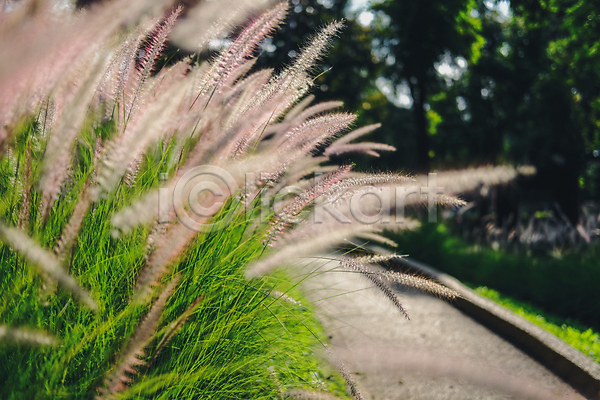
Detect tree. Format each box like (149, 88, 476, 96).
(371, 0, 484, 172)
(255, 0, 381, 112)
(253, 0, 418, 170)
(438, 0, 600, 224)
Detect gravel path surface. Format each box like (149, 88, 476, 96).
(300, 260, 585, 400)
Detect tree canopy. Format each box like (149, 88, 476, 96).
(262, 0, 600, 223)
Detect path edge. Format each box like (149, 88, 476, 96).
(370, 248, 600, 400)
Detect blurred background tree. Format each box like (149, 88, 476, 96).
(369, 0, 484, 172)
(256, 0, 599, 230)
(74, 0, 600, 229)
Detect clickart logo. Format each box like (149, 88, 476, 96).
(159, 166, 445, 232)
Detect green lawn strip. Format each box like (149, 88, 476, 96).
(393, 222, 600, 331)
(392, 222, 600, 364)
(465, 284, 600, 364)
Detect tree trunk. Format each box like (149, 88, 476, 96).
(409, 79, 430, 173)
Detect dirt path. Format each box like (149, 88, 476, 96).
(300, 260, 585, 400)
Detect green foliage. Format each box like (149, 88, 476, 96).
(426, 0, 599, 215)
(393, 222, 600, 331)
(260, 0, 600, 208)
(372, 0, 483, 81)
(255, 0, 377, 113)
(0, 118, 348, 399)
(472, 286, 600, 363)
(371, 0, 484, 171)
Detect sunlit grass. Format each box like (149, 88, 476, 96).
(472, 285, 600, 364)
(394, 222, 600, 331)
(0, 119, 349, 399)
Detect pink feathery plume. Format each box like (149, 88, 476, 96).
(245, 223, 383, 279)
(324, 142, 396, 158)
(264, 100, 344, 139)
(54, 140, 103, 263)
(237, 21, 344, 123)
(330, 123, 381, 146)
(133, 223, 199, 304)
(123, 6, 183, 124)
(0, 0, 173, 140)
(280, 113, 357, 152)
(282, 95, 315, 121)
(171, 0, 272, 52)
(149, 58, 191, 98)
(17, 146, 33, 229)
(265, 165, 353, 244)
(38, 52, 109, 221)
(204, 2, 288, 97)
(325, 123, 396, 157)
(94, 77, 189, 200)
(221, 69, 273, 131)
(98, 27, 147, 123)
